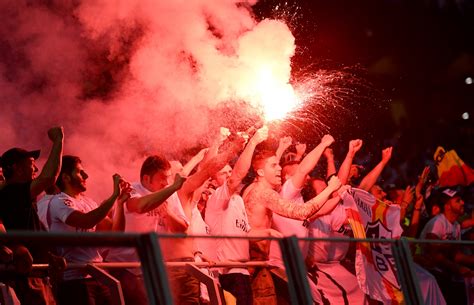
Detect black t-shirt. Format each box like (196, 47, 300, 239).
(0, 182, 49, 262)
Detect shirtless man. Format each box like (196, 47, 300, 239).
(242, 148, 343, 260)
(240, 146, 342, 305)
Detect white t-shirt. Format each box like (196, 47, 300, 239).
(106, 182, 187, 264)
(49, 192, 103, 280)
(189, 204, 213, 257)
(37, 194, 54, 230)
(420, 213, 461, 279)
(269, 179, 309, 268)
(420, 213, 460, 241)
(206, 182, 251, 274)
(123, 182, 175, 233)
(307, 204, 350, 262)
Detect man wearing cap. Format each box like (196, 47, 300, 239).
(0, 126, 64, 305)
(420, 188, 472, 305)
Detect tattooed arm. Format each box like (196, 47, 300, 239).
(254, 176, 342, 220)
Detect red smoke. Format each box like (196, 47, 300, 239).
(0, 0, 298, 198)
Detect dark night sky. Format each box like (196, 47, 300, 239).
(1, 0, 471, 185)
(253, 0, 474, 168)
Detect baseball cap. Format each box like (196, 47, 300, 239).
(386, 182, 403, 192)
(442, 188, 460, 198)
(0, 148, 41, 169)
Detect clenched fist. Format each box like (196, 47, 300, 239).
(47, 126, 64, 142)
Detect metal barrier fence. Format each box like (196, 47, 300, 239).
(1, 232, 471, 305)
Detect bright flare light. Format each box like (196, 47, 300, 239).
(228, 19, 300, 122)
(256, 68, 300, 121)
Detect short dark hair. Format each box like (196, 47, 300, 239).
(57, 155, 81, 191)
(251, 150, 275, 172)
(281, 161, 299, 182)
(425, 191, 441, 214)
(140, 155, 170, 179)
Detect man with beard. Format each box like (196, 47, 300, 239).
(48, 155, 131, 305)
(420, 188, 472, 305)
(0, 126, 64, 305)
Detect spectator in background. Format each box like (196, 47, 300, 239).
(420, 188, 473, 305)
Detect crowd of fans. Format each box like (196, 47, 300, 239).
(0, 126, 472, 305)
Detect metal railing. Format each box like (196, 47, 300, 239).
(1, 232, 470, 305)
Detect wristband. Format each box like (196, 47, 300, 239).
(326, 173, 337, 184)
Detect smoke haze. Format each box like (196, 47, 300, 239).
(0, 0, 296, 198)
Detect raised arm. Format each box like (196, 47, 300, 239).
(324, 148, 337, 179)
(415, 166, 430, 202)
(254, 176, 342, 220)
(275, 136, 292, 162)
(227, 126, 268, 194)
(308, 181, 347, 217)
(31, 127, 64, 197)
(181, 148, 208, 176)
(65, 174, 123, 229)
(337, 139, 363, 185)
(199, 128, 230, 169)
(179, 137, 245, 201)
(399, 185, 415, 221)
(307, 184, 351, 222)
(126, 174, 186, 214)
(294, 143, 307, 162)
(405, 196, 424, 237)
(110, 180, 133, 231)
(359, 147, 392, 191)
(405, 166, 430, 237)
(290, 135, 334, 189)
